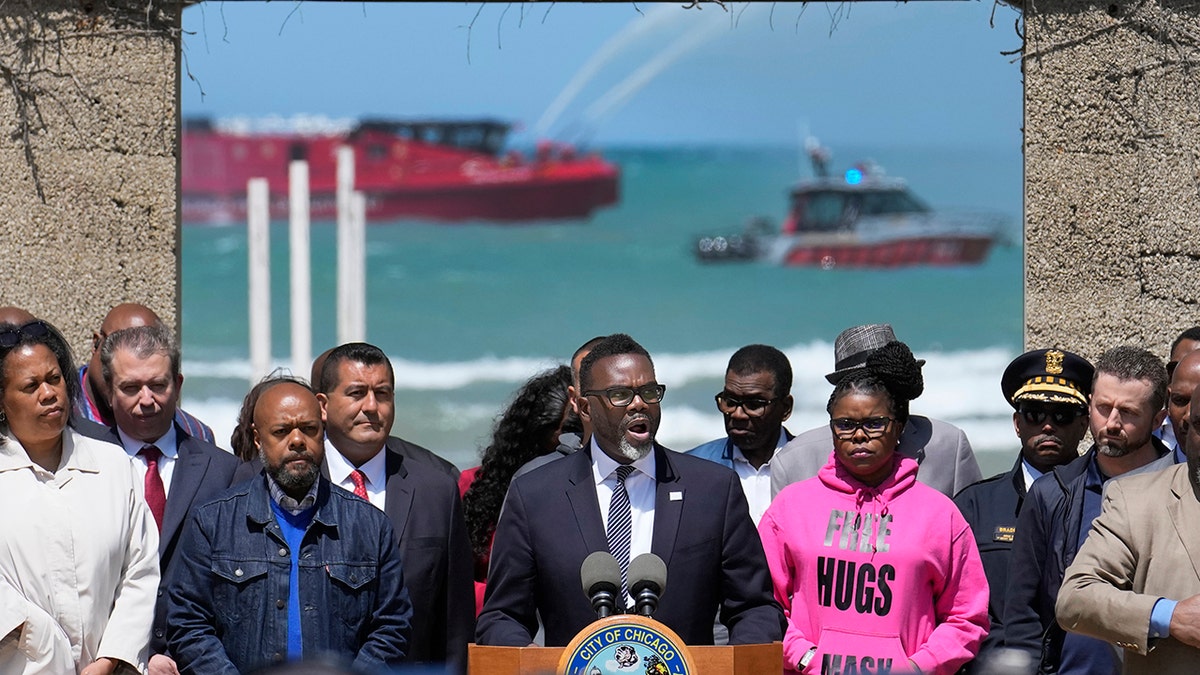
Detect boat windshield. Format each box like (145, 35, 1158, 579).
(791, 186, 930, 232)
(356, 119, 510, 155)
(859, 189, 929, 216)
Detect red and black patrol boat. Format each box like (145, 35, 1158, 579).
(181, 117, 620, 224)
(695, 141, 1004, 268)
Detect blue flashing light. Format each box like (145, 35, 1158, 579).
(845, 168, 863, 185)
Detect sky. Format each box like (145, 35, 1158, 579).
(180, 1, 1025, 149)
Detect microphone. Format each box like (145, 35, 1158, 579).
(628, 553, 667, 617)
(581, 551, 622, 619)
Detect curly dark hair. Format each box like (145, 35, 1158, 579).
(826, 341, 924, 426)
(462, 365, 572, 570)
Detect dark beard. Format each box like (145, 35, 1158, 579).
(264, 451, 319, 494)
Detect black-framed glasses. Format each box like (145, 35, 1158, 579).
(582, 383, 666, 407)
(0, 320, 51, 349)
(1019, 406, 1084, 427)
(714, 392, 779, 417)
(830, 416, 894, 439)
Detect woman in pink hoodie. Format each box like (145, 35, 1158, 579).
(759, 342, 988, 674)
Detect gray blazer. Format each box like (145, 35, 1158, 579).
(770, 414, 981, 498)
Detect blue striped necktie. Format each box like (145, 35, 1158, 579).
(607, 464, 635, 605)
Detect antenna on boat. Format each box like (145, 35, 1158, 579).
(805, 135, 831, 179)
(797, 120, 808, 178)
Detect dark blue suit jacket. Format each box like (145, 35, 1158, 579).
(475, 445, 784, 647)
(75, 419, 242, 653)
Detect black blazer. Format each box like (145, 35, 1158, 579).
(378, 439, 474, 673)
(475, 445, 784, 647)
(387, 434, 460, 481)
(76, 420, 242, 653)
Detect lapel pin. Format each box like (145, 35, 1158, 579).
(670, 491, 683, 501)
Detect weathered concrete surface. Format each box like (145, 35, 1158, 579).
(0, 1, 179, 359)
(1024, 0, 1200, 358)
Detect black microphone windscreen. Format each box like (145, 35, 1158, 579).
(581, 550, 622, 595)
(628, 553, 667, 594)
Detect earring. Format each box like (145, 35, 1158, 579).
(0, 409, 6, 423)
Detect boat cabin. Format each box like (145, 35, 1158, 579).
(781, 176, 931, 235)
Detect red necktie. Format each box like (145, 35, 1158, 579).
(350, 469, 369, 500)
(140, 445, 166, 531)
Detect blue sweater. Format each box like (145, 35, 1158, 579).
(271, 500, 316, 660)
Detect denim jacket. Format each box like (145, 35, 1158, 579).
(166, 474, 412, 674)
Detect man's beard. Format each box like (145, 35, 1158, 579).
(1096, 429, 1147, 458)
(1096, 438, 1131, 457)
(264, 450, 320, 493)
(618, 436, 653, 461)
(617, 413, 655, 461)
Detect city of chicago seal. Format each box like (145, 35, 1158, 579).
(559, 615, 694, 675)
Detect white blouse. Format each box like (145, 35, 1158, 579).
(0, 428, 159, 674)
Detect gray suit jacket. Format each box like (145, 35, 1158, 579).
(770, 414, 981, 498)
(1057, 463, 1200, 674)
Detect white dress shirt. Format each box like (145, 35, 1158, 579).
(117, 424, 178, 499)
(592, 439, 656, 582)
(324, 440, 388, 512)
(1021, 458, 1047, 492)
(730, 428, 790, 526)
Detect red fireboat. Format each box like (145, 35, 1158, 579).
(181, 117, 620, 224)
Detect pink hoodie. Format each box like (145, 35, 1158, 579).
(759, 453, 988, 674)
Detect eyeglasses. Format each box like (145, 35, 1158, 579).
(714, 392, 779, 417)
(1019, 407, 1084, 427)
(0, 320, 51, 349)
(830, 416, 894, 439)
(582, 383, 666, 407)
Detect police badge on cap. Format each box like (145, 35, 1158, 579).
(1000, 349, 1095, 409)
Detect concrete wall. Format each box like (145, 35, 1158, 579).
(0, 1, 179, 360)
(1024, 0, 1200, 359)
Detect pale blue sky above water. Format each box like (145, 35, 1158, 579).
(180, 1, 1025, 149)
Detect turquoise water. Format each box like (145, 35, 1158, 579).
(180, 143, 1024, 471)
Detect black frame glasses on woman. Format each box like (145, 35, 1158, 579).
(0, 320, 51, 349)
(830, 416, 895, 439)
(714, 392, 779, 417)
(582, 383, 666, 407)
(1018, 405, 1085, 427)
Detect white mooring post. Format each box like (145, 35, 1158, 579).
(346, 191, 367, 342)
(247, 178, 271, 384)
(288, 160, 312, 376)
(336, 146, 365, 344)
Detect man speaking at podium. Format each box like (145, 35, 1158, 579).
(476, 334, 784, 647)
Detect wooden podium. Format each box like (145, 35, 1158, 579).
(469, 640, 781, 675)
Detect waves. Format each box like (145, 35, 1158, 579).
(182, 341, 1022, 471)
